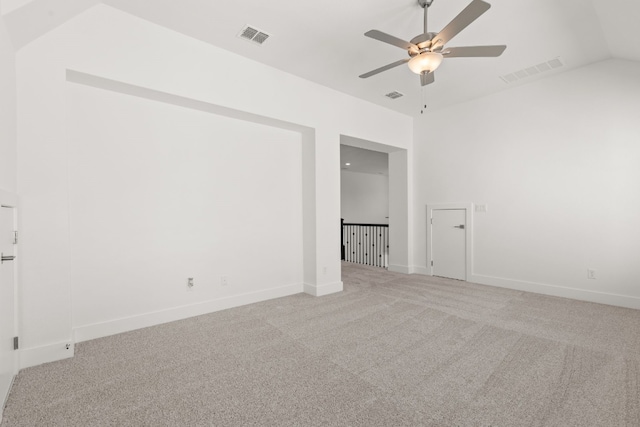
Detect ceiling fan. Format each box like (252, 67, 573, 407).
(359, 0, 506, 87)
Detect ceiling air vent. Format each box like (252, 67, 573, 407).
(500, 57, 564, 84)
(385, 91, 404, 100)
(238, 25, 271, 45)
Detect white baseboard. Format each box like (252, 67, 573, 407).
(1, 375, 16, 424)
(470, 274, 640, 310)
(304, 281, 343, 297)
(410, 266, 640, 310)
(19, 341, 75, 370)
(74, 283, 303, 344)
(413, 266, 431, 276)
(388, 264, 412, 274)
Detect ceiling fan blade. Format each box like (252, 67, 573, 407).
(365, 30, 417, 51)
(420, 72, 435, 86)
(359, 58, 410, 79)
(431, 0, 491, 49)
(442, 45, 506, 58)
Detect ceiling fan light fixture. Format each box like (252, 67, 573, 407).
(408, 51, 443, 74)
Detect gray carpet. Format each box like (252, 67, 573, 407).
(2, 262, 640, 426)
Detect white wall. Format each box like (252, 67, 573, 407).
(0, 16, 16, 193)
(389, 150, 413, 273)
(341, 170, 388, 224)
(413, 59, 640, 308)
(67, 84, 302, 334)
(16, 5, 413, 366)
(1, 0, 31, 16)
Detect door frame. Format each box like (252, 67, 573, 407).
(340, 135, 411, 274)
(0, 188, 18, 419)
(426, 203, 474, 280)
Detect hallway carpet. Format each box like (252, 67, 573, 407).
(2, 263, 640, 426)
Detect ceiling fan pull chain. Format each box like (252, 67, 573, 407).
(424, 84, 427, 109)
(420, 85, 427, 114)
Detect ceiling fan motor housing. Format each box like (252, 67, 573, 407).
(409, 32, 438, 56)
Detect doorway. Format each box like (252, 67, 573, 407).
(340, 135, 410, 273)
(0, 202, 17, 411)
(340, 144, 389, 268)
(427, 204, 472, 281)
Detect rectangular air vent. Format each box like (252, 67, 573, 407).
(238, 25, 271, 45)
(500, 57, 564, 84)
(385, 91, 404, 100)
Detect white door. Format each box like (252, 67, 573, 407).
(432, 209, 466, 280)
(0, 206, 16, 407)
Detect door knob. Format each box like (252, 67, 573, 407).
(453, 225, 465, 229)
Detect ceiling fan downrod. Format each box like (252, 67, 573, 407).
(418, 0, 435, 34)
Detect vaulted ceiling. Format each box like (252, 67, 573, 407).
(2, 0, 639, 116)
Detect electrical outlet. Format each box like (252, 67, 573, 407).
(587, 269, 596, 280)
(221, 276, 229, 286)
(187, 277, 194, 291)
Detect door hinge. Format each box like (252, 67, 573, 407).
(1, 253, 16, 264)
(14, 336, 19, 350)
(431, 260, 433, 266)
(430, 218, 433, 224)
(13, 230, 18, 244)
